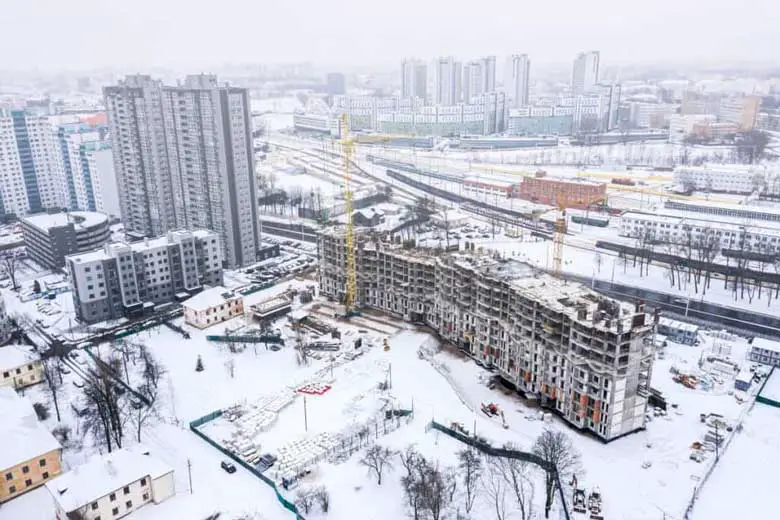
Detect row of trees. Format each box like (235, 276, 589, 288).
(358, 428, 580, 520)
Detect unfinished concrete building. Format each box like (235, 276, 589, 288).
(319, 230, 654, 441)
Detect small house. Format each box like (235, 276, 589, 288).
(735, 367, 752, 392)
(352, 208, 385, 228)
(46, 445, 174, 520)
(0, 344, 43, 389)
(182, 286, 244, 329)
(657, 317, 699, 345)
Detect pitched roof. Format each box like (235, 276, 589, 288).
(0, 344, 38, 372)
(182, 286, 240, 312)
(0, 387, 60, 471)
(45, 445, 172, 512)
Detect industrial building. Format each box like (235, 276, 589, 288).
(673, 165, 779, 195)
(749, 337, 780, 367)
(66, 229, 223, 323)
(514, 175, 606, 209)
(319, 230, 654, 441)
(664, 199, 780, 223)
(21, 211, 111, 270)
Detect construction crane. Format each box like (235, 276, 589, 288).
(552, 196, 567, 275)
(339, 112, 359, 318)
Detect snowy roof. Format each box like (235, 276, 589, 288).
(354, 208, 384, 219)
(666, 198, 780, 217)
(68, 229, 217, 264)
(22, 211, 108, 233)
(759, 368, 780, 404)
(752, 337, 780, 354)
(0, 387, 61, 471)
(182, 286, 241, 311)
(46, 445, 172, 512)
(0, 344, 38, 372)
(658, 317, 699, 333)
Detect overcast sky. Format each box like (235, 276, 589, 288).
(2, 0, 779, 71)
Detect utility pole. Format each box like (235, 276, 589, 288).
(303, 395, 308, 432)
(187, 459, 193, 494)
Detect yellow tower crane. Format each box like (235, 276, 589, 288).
(552, 197, 567, 276)
(339, 112, 359, 318)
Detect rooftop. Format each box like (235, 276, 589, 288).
(45, 445, 172, 513)
(0, 387, 61, 471)
(658, 316, 699, 333)
(752, 336, 780, 354)
(0, 344, 38, 371)
(182, 286, 240, 311)
(67, 229, 218, 264)
(22, 211, 108, 233)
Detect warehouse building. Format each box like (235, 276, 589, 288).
(21, 211, 111, 270)
(514, 175, 606, 209)
(319, 230, 654, 441)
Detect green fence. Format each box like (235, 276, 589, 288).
(189, 411, 304, 520)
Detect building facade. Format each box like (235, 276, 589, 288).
(0, 110, 66, 219)
(0, 387, 62, 503)
(182, 286, 244, 329)
(434, 56, 462, 105)
(463, 56, 496, 102)
(572, 51, 600, 93)
(514, 176, 606, 208)
(673, 165, 775, 194)
(749, 337, 780, 367)
(505, 54, 531, 108)
(319, 232, 653, 441)
(21, 211, 111, 270)
(104, 74, 260, 267)
(0, 345, 43, 389)
(401, 59, 428, 100)
(47, 446, 174, 520)
(326, 72, 346, 97)
(67, 229, 223, 323)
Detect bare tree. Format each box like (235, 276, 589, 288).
(313, 486, 330, 513)
(360, 445, 395, 485)
(457, 448, 482, 514)
(533, 428, 581, 518)
(41, 357, 62, 422)
(224, 359, 236, 379)
(135, 346, 164, 442)
(82, 362, 126, 453)
(294, 489, 315, 514)
(0, 251, 21, 291)
(483, 460, 509, 520)
(489, 452, 536, 520)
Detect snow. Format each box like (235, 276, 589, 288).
(0, 343, 37, 371)
(757, 368, 780, 403)
(46, 445, 173, 513)
(692, 403, 780, 519)
(181, 286, 239, 312)
(22, 211, 108, 233)
(0, 387, 61, 471)
(0, 487, 55, 520)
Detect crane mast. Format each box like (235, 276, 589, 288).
(341, 113, 357, 315)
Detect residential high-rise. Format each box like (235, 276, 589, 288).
(462, 56, 496, 103)
(104, 74, 261, 268)
(505, 54, 531, 108)
(326, 73, 346, 96)
(57, 122, 118, 215)
(401, 59, 428, 100)
(434, 57, 462, 105)
(572, 51, 600, 93)
(0, 110, 66, 219)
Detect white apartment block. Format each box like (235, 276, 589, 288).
(619, 211, 780, 254)
(434, 57, 462, 106)
(47, 446, 174, 520)
(104, 74, 260, 268)
(463, 56, 496, 102)
(67, 229, 223, 323)
(504, 54, 531, 108)
(319, 231, 654, 441)
(57, 124, 118, 215)
(572, 51, 600, 93)
(673, 165, 779, 194)
(0, 110, 66, 218)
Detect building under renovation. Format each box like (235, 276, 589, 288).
(319, 230, 654, 441)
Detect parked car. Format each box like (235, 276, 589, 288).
(221, 461, 236, 474)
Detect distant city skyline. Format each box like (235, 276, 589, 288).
(2, 0, 779, 71)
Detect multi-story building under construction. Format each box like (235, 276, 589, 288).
(319, 230, 654, 441)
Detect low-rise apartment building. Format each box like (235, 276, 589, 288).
(182, 286, 244, 329)
(0, 387, 62, 503)
(319, 230, 654, 441)
(46, 445, 174, 520)
(67, 230, 223, 324)
(514, 175, 606, 209)
(749, 337, 780, 367)
(0, 345, 42, 389)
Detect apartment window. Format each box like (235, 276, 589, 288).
(112, 507, 119, 516)
(4, 472, 11, 481)
(39, 458, 46, 467)
(22, 465, 29, 474)
(142, 492, 149, 501)
(95, 517, 101, 520)
(140, 477, 147, 486)
(123, 486, 130, 494)
(8, 485, 15, 494)
(92, 502, 99, 510)
(25, 478, 32, 487)
(42, 471, 49, 479)
(110, 492, 116, 501)
(126, 500, 133, 509)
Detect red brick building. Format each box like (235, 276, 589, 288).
(513, 176, 606, 209)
